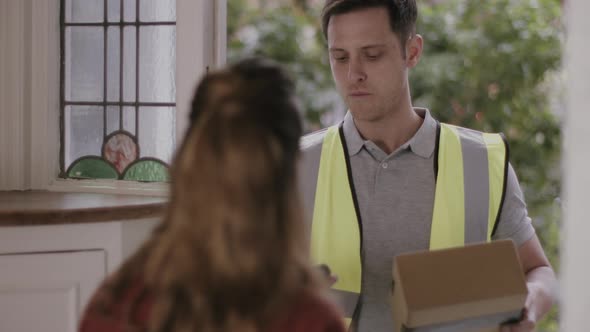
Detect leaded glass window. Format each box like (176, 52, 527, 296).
(60, 0, 176, 182)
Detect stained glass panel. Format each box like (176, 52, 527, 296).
(61, 0, 176, 182)
(103, 132, 138, 173)
(67, 157, 119, 179)
(122, 159, 170, 182)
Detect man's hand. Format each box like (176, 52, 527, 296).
(500, 283, 544, 332)
(501, 235, 557, 332)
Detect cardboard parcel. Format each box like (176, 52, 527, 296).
(392, 240, 528, 332)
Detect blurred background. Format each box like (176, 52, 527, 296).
(227, 1, 564, 330)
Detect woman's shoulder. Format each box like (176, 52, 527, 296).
(79, 275, 152, 332)
(266, 288, 346, 332)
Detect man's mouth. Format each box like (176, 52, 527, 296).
(349, 91, 371, 97)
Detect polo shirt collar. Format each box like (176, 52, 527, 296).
(341, 108, 437, 159)
(342, 111, 365, 156)
(408, 108, 437, 159)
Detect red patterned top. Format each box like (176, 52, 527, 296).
(79, 278, 346, 332)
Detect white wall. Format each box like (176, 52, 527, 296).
(561, 0, 590, 330)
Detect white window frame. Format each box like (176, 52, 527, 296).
(563, 0, 590, 331)
(0, 0, 226, 195)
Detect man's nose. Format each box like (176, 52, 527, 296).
(347, 58, 367, 82)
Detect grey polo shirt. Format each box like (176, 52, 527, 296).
(298, 108, 535, 332)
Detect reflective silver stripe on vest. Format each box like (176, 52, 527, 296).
(456, 127, 490, 243)
(329, 288, 360, 318)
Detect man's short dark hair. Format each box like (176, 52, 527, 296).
(321, 0, 418, 45)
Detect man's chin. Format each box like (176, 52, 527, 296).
(349, 108, 381, 122)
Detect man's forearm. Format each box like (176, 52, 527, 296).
(525, 265, 557, 321)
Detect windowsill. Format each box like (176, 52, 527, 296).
(0, 190, 167, 226)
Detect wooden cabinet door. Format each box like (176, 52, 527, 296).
(0, 250, 106, 332)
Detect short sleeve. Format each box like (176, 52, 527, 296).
(492, 163, 536, 246)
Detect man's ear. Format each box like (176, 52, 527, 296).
(406, 34, 423, 68)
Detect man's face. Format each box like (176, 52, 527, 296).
(327, 7, 417, 122)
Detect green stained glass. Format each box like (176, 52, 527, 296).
(67, 157, 119, 179)
(122, 159, 169, 182)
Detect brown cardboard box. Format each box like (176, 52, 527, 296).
(392, 240, 528, 332)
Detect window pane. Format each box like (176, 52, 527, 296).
(65, 0, 103, 23)
(64, 106, 104, 169)
(65, 27, 104, 102)
(124, 0, 136, 22)
(123, 106, 136, 135)
(108, 0, 121, 22)
(106, 106, 119, 135)
(140, 0, 176, 22)
(139, 26, 176, 102)
(138, 107, 175, 163)
(123, 26, 136, 102)
(107, 27, 120, 102)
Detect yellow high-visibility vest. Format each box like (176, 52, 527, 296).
(310, 122, 508, 328)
